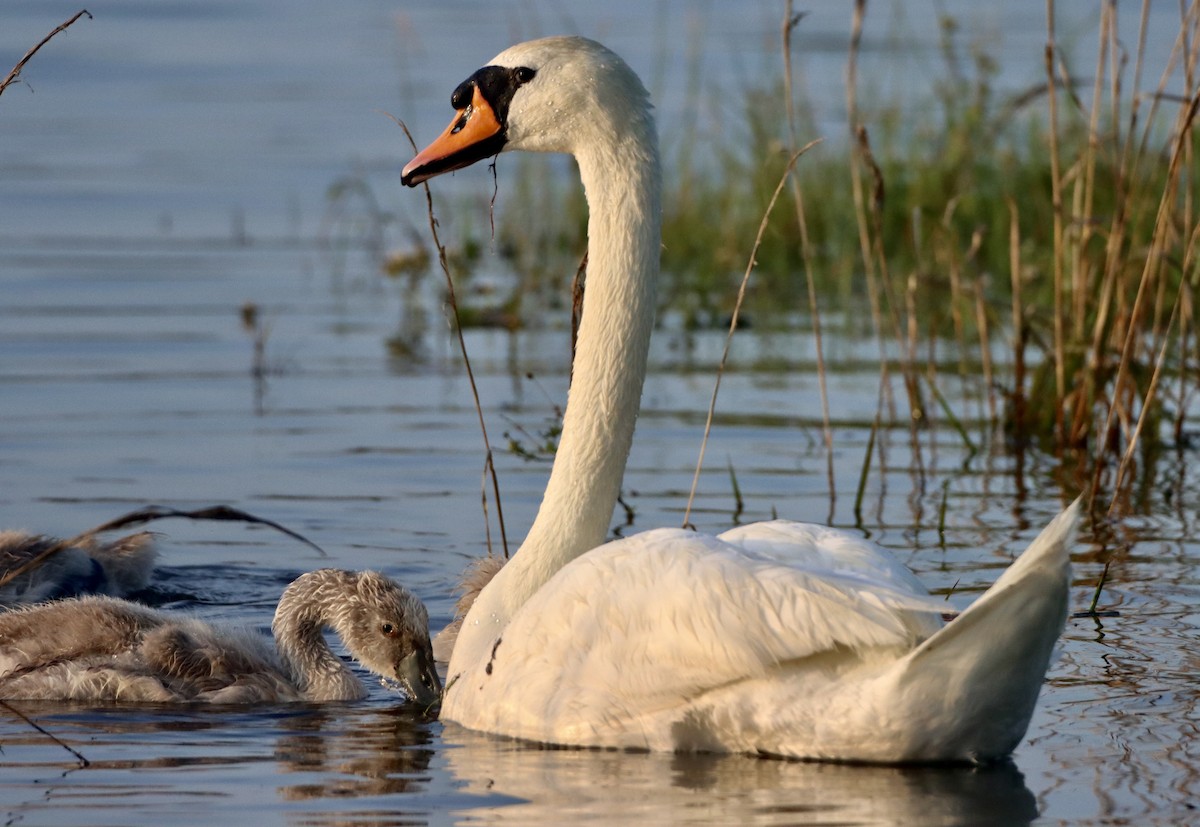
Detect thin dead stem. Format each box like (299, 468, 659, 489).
(1093, 82, 1200, 506)
(0, 9, 91, 98)
(1008, 198, 1028, 438)
(1, 700, 89, 767)
(842, 0, 922, 432)
(1108, 259, 1187, 507)
(782, 2, 835, 514)
(847, 0, 891, 409)
(0, 504, 326, 592)
(853, 415, 879, 528)
(855, 124, 925, 432)
(1045, 0, 1068, 442)
(388, 114, 509, 558)
(569, 250, 588, 381)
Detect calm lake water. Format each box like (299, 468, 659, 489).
(2, 1, 1199, 825)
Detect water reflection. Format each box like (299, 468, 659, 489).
(2, 704, 1042, 826)
(441, 727, 1039, 826)
(1, 702, 454, 826)
(273, 705, 436, 800)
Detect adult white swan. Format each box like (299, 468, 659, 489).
(402, 36, 1078, 763)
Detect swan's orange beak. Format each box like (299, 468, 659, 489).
(402, 85, 504, 186)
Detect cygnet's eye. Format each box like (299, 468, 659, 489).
(381, 622, 397, 637)
(514, 66, 536, 84)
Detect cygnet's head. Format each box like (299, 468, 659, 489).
(278, 569, 441, 708)
(347, 572, 440, 707)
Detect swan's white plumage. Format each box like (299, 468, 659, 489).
(447, 507, 1076, 760)
(409, 35, 1078, 763)
(454, 529, 941, 731)
(718, 521, 927, 588)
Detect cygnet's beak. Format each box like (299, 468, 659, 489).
(401, 84, 504, 186)
(397, 647, 442, 709)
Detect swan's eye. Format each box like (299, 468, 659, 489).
(514, 66, 536, 84)
(381, 623, 397, 637)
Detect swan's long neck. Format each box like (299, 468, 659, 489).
(452, 99, 661, 661)
(273, 571, 365, 701)
(513, 135, 662, 598)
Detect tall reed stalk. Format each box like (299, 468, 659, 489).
(392, 0, 1198, 502)
(1032, 0, 1200, 509)
(782, 1, 835, 513)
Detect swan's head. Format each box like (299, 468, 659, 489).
(401, 36, 653, 186)
(344, 571, 442, 709)
(280, 569, 442, 708)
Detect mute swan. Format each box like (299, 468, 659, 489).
(0, 530, 157, 607)
(0, 568, 441, 706)
(402, 36, 1078, 763)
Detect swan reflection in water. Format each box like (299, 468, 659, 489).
(263, 711, 1042, 826)
(439, 727, 1040, 826)
(0, 691, 1039, 825)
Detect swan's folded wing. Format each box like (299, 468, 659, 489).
(0, 596, 164, 679)
(137, 620, 294, 700)
(718, 521, 931, 595)
(718, 520, 944, 640)
(482, 529, 946, 736)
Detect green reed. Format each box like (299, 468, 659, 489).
(381, 1, 1197, 489)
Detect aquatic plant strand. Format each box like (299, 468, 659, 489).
(0, 504, 327, 593)
(390, 115, 509, 558)
(0, 10, 92, 98)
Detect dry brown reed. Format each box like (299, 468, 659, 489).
(390, 116, 510, 559)
(782, 2, 835, 513)
(847, 0, 928, 467)
(1027, 0, 1200, 512)
(0, 505, 327, 593)
(0, 9, 91, 98)
(837, 0, 1198, 514)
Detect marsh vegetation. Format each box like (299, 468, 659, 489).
(352, 1, 1200, 515)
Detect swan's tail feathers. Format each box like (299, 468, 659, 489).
(890, 497, 1081, 762)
